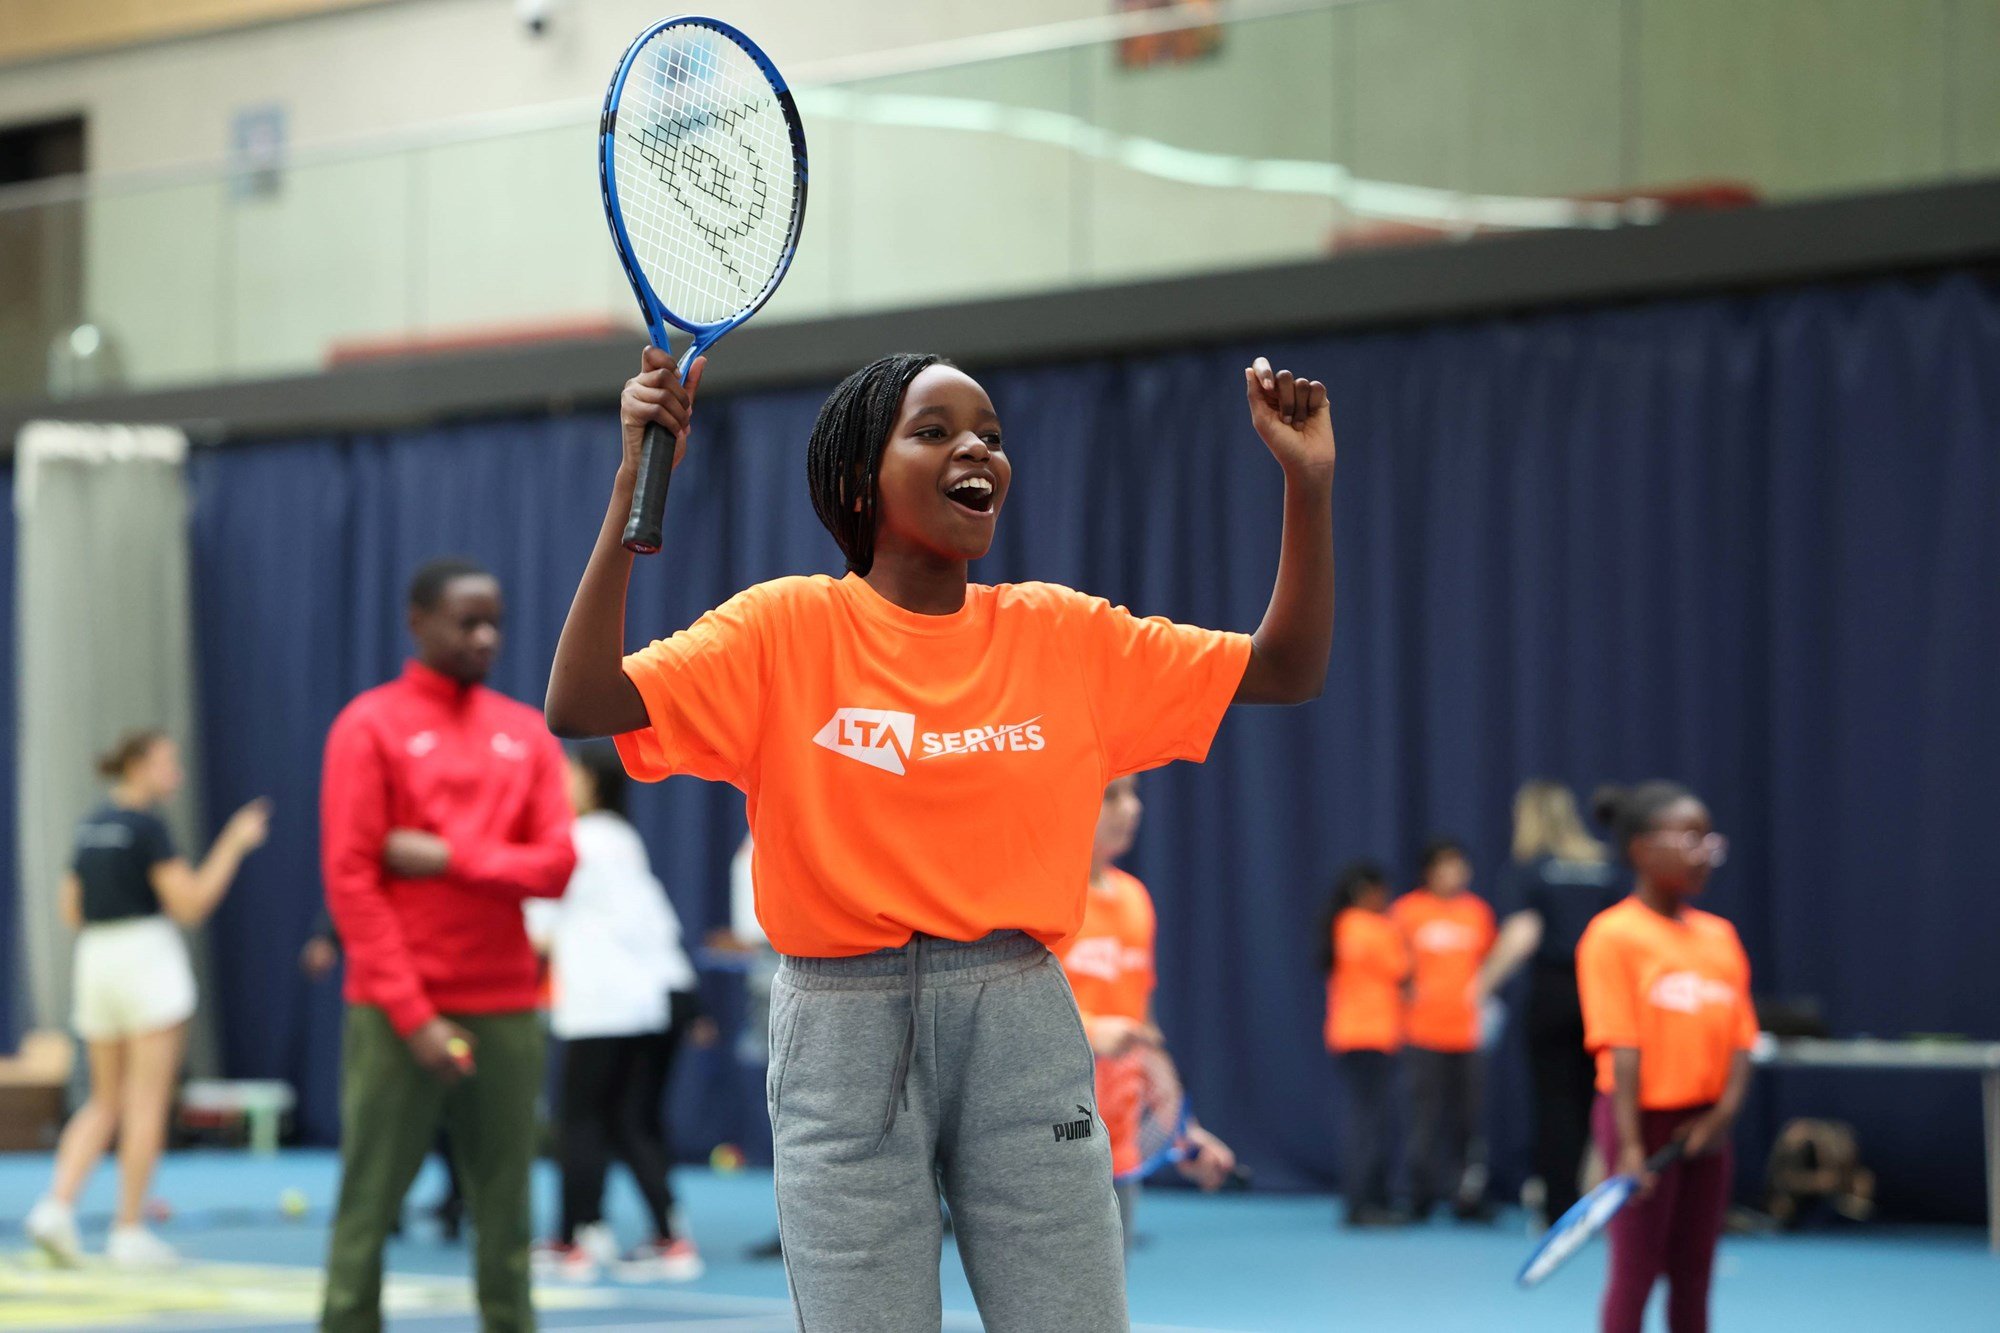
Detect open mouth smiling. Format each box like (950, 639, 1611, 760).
(943, 473, 997, 516)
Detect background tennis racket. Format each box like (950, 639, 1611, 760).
(599, 16, 807, 553)
(1517, 1141, 1685, 1288)
(1111, 1043, 1248, 1188)
(1114, 1043, 1192, 1185)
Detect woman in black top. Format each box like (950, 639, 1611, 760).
(1476, 780, 1622, 1222)
(24, 731, 268, 1269)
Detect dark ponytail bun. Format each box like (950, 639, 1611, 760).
(1591, 784, 1627, 832)
(1593, 780, 1698, 861)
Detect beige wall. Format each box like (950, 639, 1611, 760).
(0, 0, 1106, 175)
(5, 0, 1998, 394)
(0, 0, 398, 67)
(1345, 0, 2000, 199)
(5, 1, 1995, 190)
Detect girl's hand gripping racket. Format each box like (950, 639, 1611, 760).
(1516, 1141, 1685, 1288)
(1115, 1044, 1193, 1186)
(1110, 1044, 1246, 1189)
(598, 16, 807, 552)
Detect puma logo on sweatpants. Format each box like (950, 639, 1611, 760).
(1053, 1105, 1095, 1141)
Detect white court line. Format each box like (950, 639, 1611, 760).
(532, 1312, 796, 1320)
(16, 1259, 1262, 1333)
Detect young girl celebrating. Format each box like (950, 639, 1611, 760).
(547, 347, 1334, 1329)
(1576, 782, 1753, 1333)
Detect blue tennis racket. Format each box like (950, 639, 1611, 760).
(598, 16, 807, 553)
(1517, 1141, 1685, 1288)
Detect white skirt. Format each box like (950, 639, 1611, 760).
(73, 915, 197, 1040)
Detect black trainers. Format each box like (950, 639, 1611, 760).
(1344, 1204, 1412, 1229)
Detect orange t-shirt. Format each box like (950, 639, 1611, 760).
(1055, 866, 1157, 1178)
(1390, 889, 1497, 1053)
(1325, 908, 1409, 1053)
(1576, 896, 1757, 1109)
(616, 574, 1250, 957)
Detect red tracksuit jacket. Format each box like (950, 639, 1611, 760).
(321, 660, 576, 1036)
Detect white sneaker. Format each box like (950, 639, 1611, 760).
(106, 1224, 178, 1269)
(574, 1220, 619, 1268)
(618, 1236, 704, 1282)
(24, 1197, 82, 1268)
(529, 1239, 600, 1282)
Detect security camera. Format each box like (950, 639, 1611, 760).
(515, 0, 555, 37)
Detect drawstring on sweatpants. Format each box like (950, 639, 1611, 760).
(875, 935, 926, 1152)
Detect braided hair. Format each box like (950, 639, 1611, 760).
(806, 352, 946, 575)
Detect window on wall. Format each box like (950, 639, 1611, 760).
(0, 116, 86, 401)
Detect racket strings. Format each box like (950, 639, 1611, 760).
(1127, 1045, 1187, 1172)
(613, 26, 799, 326)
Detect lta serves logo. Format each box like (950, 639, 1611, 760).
(1647, 970, 1739, 1015)
(814, 709, 1048, 776)
(812, 709, 916, 775)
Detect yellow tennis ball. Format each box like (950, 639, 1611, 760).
(709, 1143, 745, 1173)
(280, 1188, 309, 1219)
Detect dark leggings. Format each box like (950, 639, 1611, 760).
(1591, 1095, 1733, 1333)
(557, 1009, 690, 1243)
(1404, 1047, 1483, 1210)
(1526, 972, 1597, 1219)
(1337, 1049, 1397, 1210)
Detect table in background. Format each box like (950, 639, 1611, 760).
(1753, 1037, 2000, 1253)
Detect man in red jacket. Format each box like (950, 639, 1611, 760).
(320, 558, 575, 1333)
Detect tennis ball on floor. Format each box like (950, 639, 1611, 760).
(280, 1188, 309, 1219)
(709, 1143, 745, 1173)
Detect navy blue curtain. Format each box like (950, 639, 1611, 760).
(188, 272, 2000, 1222)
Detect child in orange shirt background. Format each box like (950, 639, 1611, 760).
(1056, 776, 1236, 1253)
(1390, 838, 1497, 1222)
(1578, 782, 1752, 1333)
(1317, 861, 1408, 1228)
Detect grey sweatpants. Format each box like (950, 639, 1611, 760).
(768, 931, 1128, 1332)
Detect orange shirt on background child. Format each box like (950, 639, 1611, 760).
(615, 574, 1251, 958)
(1390, 889, 1496, 1053)
(1325, 908, 1409, 1053)
(1576, 896, 1757, 1109)
(1055, 865, 1158, 1178)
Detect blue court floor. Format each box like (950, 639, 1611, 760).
(1, 1150, 1994, 1330)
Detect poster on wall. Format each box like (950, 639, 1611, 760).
(229, 103, 287, 200)
(1116, 0, 1224, 69)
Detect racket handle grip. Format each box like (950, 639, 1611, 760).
(621, 420, 676, 554)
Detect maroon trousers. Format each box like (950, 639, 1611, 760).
(1590, 1095, 1733, 1333)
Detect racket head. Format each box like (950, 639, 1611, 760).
(1112, 1044, 1191, 1185)
(598, 15, 808, 359)
(1516, 1140, 1686, 1288)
